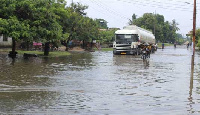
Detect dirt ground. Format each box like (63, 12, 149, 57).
(69, 46, 85, 51)
(57, 46, 85, 52)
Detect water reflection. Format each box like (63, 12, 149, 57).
(0, 52, 94, 114)
(0, 48, 200, 114)
(190, 55, 194, 96)
(11, 58, 16, 66)
(188, 55, 194, 114)
(143, 60, 150, 69)
(0, 91, 58, 114)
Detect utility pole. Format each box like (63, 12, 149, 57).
(154, 11, 156, 40)
(190, 0, 196, 98)
(192, 0, 196, 56)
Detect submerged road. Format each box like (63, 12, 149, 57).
(0, 46, 200, 115)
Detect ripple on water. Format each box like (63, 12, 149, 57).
(0, 49, 200, 114)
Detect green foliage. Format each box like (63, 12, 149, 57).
(95, 19, 108, 29)
(76, 17, 99, 42)
(195, 29, 200, 44)
(0, 0, 63, 43)
(129, 14, 137, 25)
(95, 48, 113, 51)
(0, 18, 8, 34)
(130, 13, 180, 43)
(188, 29, 200, 47)
(157, 43, 173, 48)
(71, 2, 88, 16)
(17, 50, 70, 57)
(0, 0, 102, 52)
(98, 29, 115, 43)
(197, 39, 200, 48)
(195, 29, 200, 48)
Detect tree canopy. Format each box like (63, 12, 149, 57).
(95, 19, 108, 29)
(129, 13, 182, 43)
(1, 0, 187, 55)
(0, 0, 101, 55)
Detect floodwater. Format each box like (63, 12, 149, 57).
(0, 46, 200, 115)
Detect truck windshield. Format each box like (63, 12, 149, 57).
(116, 34, 138, 44)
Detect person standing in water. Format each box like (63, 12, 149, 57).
(174, 42, 177, 48)
(162, 43, 164, 49)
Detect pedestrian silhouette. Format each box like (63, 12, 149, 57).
(162, 43, 164, 49)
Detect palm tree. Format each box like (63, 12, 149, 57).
(172, 19, 180, 31)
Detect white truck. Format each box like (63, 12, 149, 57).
(113, 25, 156, 55)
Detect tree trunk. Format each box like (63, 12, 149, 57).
(65, 39, 70, 51)
(90, 39, 93, 50)
(26, 41, 30, 51)
(12, 38, 16, 53)
(44, 42, 50, 56)
(82, 40, 85, 49)
(9, 38, 17, 58)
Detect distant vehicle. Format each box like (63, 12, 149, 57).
(113, 25, 156, 55)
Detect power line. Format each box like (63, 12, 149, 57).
(87, 0, 195, 27)
(88, 0, 131, 27)
(89, 0, 130, 20)
(85, 1, 128, 27)
(76, 0, 197, 33)
(95, 0, 130, 20)
(115, 0, 198, 12)
(76, 0, 129, 27)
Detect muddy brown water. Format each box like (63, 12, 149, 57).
(0, 46, 200, 115)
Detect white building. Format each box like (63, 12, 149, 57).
(0, 35, 12, 47)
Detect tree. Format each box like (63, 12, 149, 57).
(0, 0, 64, 56)
(95, 19, 108, 29)
(0, 0, 106, 57)
(29, 0, 63, 55)
(129, 13, 180, 43)
(171, 19, 180, 31)
(129, 14, 137, 25)
(74, 16, 99, 49)
(163, 21, 171, 42)
(60, 3, 99, 50)
(0, 18, 8, 35)
(195, 29, 200, 48)
(71, 2, 88, 16)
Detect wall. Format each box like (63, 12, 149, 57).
(0, 35, 12, 47)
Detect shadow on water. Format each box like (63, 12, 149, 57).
(113, 55, 148, 67)
(0, 52, 94, 86)
(0, 91, 58, 114)
(188, 51, 200, 114)
(1, 49, 200, 114)
(143, 59, 150, 69)
(190, 55, 194, 96)
(188, 55, 195, 114)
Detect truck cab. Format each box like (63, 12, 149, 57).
(113, 25, 155, 55)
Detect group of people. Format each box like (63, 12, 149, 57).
(174, 42, 190, 49)
(141, 42, 191, 59)
(141, 44, 154, 58)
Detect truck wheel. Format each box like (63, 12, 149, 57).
(113, 50, 119, 55)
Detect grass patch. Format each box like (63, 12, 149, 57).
(17, 50, 70, 57)
(94, 48, 113, 51)
(157, 43, 173, 48)
(101, 48, 113, 51)
(17, 50, 43, 55)
(48, 51, 71, 57)
(0, 48, 11, 53)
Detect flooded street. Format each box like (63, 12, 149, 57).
(0, 46, 200, 115)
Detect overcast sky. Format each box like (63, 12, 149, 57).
(67, 0, 200, 36)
